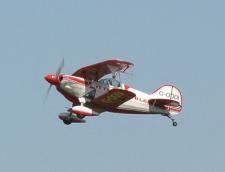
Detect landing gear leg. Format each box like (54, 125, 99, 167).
(77, 114, 85, 119)
(167, 115, 177, 127)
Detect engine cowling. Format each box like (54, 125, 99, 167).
(72, 106, 94, 116)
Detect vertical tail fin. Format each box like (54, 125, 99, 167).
(149, 85, 182, 115)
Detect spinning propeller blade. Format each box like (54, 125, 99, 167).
(46, 84, 52, 97)
(44, 58, 64, 101)
(56, 58, 64, 75)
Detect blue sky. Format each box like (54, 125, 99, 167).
(0, 0, 225, 171)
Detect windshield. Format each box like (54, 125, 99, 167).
(99, 78, 120, 87)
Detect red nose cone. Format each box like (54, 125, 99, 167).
(44, 74, 60, 85)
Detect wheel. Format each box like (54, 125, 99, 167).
(77, 114, 85, 119)
(173, 121, 177, 127)
(63, 119, 72, 125)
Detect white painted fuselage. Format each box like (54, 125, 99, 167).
(59, 75, 168, 115)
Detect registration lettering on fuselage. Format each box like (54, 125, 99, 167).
(159, 91, 180, 100)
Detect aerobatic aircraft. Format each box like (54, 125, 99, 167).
(44, 59, 182, 126)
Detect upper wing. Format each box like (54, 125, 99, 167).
(89, 88, 136, 109)
(72, 59, 134, 81)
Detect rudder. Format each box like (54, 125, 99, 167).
(149, 85, 182, 115)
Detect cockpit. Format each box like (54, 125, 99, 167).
(99, 78, 121, 87)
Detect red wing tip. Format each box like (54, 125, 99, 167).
(107, 58, 134, 66)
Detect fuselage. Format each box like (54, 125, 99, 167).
(56, 75, 168, 115)
(44, 59, 182, 126)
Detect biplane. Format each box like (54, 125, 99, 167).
(45, 59, 182, 126)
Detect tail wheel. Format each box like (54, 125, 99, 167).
(167, 115, 178, 127)
(173, 121, 177, 127)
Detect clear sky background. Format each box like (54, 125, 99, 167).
(0, 0, 225, 171)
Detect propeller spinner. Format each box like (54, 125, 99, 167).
(44, 58, 64, 99)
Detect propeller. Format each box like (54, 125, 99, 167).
(44, 58, 64, 101)
(45, 84, 53, 100)
(56, 58, 64, 75)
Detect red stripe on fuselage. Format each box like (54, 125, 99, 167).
(63, 75, 89, 86)
(165, 106, 182, 112)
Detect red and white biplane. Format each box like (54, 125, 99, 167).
(45, 59, 182, 126)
